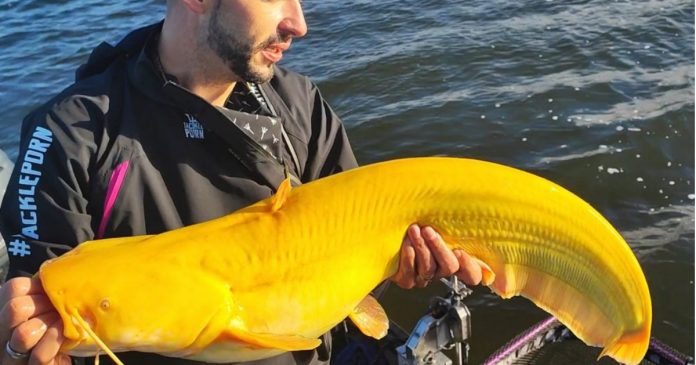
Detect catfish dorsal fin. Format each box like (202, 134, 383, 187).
(348, 295, 389, 339)
(270, 177, 292, 212)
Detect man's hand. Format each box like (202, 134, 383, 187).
(0, 277, 70, 365)
(391, 224, 488, 289)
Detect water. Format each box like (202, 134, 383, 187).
(1, 0, 693, 362)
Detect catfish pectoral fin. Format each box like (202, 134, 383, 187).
(348, 294, 389, 339)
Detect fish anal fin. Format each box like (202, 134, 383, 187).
(270, 178, 292, 212)
(223, 326, 320, 351)
(486, 264, 649, 364)
(348, 294, 389, 339)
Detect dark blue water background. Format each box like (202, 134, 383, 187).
(1, 0, 693, 362)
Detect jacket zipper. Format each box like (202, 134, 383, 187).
(96, 160, 130, 239)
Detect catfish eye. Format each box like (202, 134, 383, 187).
(100, 299, 111, 310)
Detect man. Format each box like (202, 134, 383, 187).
(0, 1, 484, 364)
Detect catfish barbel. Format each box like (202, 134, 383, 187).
(38, 157, 652, 365)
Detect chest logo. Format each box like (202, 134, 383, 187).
(183, 114, 205, 140)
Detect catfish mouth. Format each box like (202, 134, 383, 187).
(38, 270, 90, 350)
(63, 306, 126, 364)
(60, 306, 97, 351)
(36, 271, 68, 335)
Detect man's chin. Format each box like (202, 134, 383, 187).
(244, 66, 274, 84)
(258, 66, 275, 83)
(244, 68, 273, 84)
(228, 60, 274, 84)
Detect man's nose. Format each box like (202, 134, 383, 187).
(279, 0, 307, 38)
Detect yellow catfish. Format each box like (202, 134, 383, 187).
(38, 157, 651, 365)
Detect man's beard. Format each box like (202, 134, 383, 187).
(207, 9, 281, 84)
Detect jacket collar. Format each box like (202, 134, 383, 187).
(127, 22, 179, 106)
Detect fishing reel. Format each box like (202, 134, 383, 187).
(396, 277, 472, 365)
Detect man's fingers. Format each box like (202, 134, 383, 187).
(408, 225, 436, 287)
(55, 353, 72, 365)
(422, 227, 459, 278)
(28, 316, 64, 365)
(453, 250, 483, 286)
(0, 294, 55, 329)
(0, 282, 52, 365)
(0, 278, 45, 307)
(394, 225, 488, 289)
(9, 311, 59, 354)
(392, 235, 417, 289)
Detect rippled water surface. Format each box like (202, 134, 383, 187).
(1, 0, 693, 362)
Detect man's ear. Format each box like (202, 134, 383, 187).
(182, 0, 207, 14)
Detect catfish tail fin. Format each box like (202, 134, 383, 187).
(598, 326, 651, 365)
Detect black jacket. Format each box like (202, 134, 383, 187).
(0, 23, 357, 365)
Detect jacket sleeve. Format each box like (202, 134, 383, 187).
(302, 83, 358, 181)
(0, 95, 103, 278)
